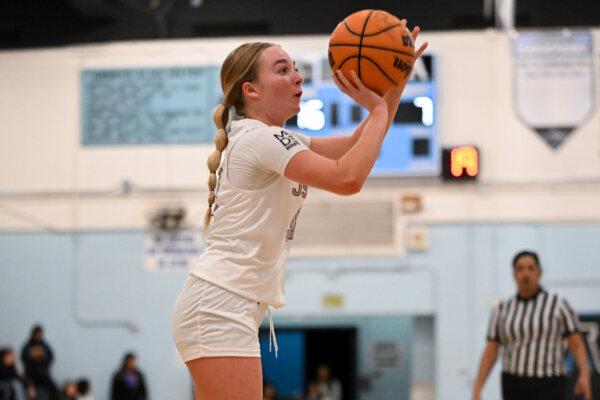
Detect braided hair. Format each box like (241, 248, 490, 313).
(204, 42, 275, 229)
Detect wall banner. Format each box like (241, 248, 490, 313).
(513, 31, 595, 149)
(81, 66, 220, 145)
(144, 229, 203, 271)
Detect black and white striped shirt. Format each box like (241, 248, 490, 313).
(486, 288, 581, 377)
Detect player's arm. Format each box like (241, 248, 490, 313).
(471, 341, 500, 400)
(285, 71, 387, 195)
(309, 24, 428, 161)
(308, 115, 370, 161)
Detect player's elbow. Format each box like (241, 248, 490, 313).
(337, 175, 364, 195)
(347, 178, 364, 195)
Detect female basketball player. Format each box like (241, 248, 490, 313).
(172, 21, 427, 400)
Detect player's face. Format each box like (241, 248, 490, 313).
(513, 255, 541, 295)
(254, 46, 304, 124)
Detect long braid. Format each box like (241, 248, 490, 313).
(204, 103, 229, 228)
(203, 42, 275, 231)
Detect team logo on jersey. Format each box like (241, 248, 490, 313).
(274, 130, 299, 150)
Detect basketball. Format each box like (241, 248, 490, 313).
(328, 9, 416, 95)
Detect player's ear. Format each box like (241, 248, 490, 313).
(242, 82, 259, 99)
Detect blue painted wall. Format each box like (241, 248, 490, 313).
(1, 224, 599, 400)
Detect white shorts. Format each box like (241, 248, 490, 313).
(171, 275, 268, 362)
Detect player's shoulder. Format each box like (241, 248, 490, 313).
(249, 124, 303, 151)
(251, 124, 300, 138)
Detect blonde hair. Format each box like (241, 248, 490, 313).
(204, 42, 275, 229)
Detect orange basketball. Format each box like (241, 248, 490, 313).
(328, 9, 416, 95)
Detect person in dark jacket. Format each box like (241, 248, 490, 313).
(0, 347, 37, 400)
(110, 353, 147, 400)
(20, 325, 58, 400)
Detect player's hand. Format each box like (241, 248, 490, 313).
(399, 19, 428, 59)
(382, 19, 427, 99)
(332, 69, 387, 114)
(574, 373, 592, 400)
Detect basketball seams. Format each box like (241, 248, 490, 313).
(338, 55, 359, 70)
(357, 10, 374, 79)
(337, 55, 398, 86)
(342, 15, 403, 37)
(328, 43, 415, 59)
(342, 21, 363, 37)
(361, 56, 398, 85)
(361, 24, 403, 37)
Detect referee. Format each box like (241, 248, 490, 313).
(471, 250, 592, 400)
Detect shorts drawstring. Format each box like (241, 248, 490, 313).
(267, 306, 278, 358)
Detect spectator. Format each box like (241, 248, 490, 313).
(316, 364, 341, 400)
(20, 325, 58, 400)
(305, 381, 322, 400)
(263, 382, 276, 400)
(0, 347, 37, 400)
(110, 353, 147, 400)
(75, 379, 92, 400)
(60, 382, 77, 400)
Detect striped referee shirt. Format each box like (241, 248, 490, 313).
(486, 288, 581, 377)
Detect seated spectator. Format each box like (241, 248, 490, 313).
(305, 380, 322, 400)
(75, 379, 92, 400)
(60, 382, 77, 400)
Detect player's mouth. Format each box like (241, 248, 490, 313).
(294, 91, 302, 98)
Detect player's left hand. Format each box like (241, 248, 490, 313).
(399, 19, 428, 59)
(381, 18, 428, 98)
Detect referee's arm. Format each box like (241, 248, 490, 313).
(567, 333, 592, 400)
(471, 340, 500, 400)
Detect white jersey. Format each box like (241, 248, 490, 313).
(190, 117, 310, 308)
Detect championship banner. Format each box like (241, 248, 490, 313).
(513, 31, 595, 149)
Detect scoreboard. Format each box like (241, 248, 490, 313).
(287, 55, 438, 177)
(80, 55, 438, 177)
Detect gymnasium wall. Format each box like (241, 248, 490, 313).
(1, 30, 599, 232)
(1, 29, 600, 400)
(1, 224, 599, 400)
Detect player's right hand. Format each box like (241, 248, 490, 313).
(332, 70, 387, 114)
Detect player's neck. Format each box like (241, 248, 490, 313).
(244, 104, 285, 127)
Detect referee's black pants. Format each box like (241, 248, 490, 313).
(502, 373, 567, 400)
